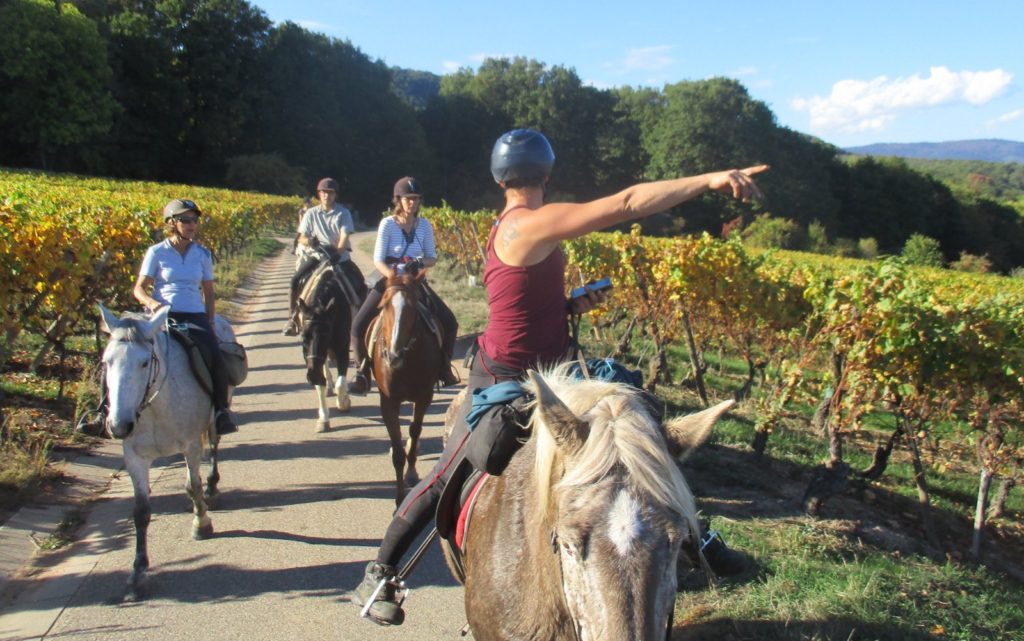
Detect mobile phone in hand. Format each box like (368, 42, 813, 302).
(570, 277, 613, 299)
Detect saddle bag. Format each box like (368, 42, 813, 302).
(220, 341, 248, 386)
(465, 395, 531, 476)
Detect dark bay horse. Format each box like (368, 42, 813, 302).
(367, 269, 443, 503)
(448, 367, 734, 641)
(297, 248, 361, 432)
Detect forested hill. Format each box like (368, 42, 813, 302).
(2, 0, 1023, 272)
(845, 139, 1024, 163)
(898, 158, 1024, 201)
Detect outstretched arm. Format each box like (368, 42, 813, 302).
(501, 166, 768, 265)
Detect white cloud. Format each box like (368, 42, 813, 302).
(619, 46, 675, 73)
(989, 108, 1024, 126)
(730, 65, 759, 78)
(441, 60, 463, 73)
(792, 66, 1013, 133)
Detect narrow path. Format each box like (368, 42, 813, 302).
(0, 233, 468, 641)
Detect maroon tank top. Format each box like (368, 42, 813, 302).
(479, 207, 569, 371)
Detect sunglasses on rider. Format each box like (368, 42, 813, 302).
(174, 215, 200, 224)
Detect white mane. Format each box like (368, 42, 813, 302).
(528, 366, 700, 538)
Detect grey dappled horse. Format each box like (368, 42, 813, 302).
(99, 304, 231, 600)
(449, 368, 734, 641)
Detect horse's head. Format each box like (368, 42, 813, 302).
(99, 304, 168, 439)
(377, 273, 423, 370)
(527, 369, 734, 641)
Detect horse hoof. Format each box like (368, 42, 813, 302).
(193, 523, 214, 540)
(316, 419, 330, 433)
(125, 576, 149, 601)
(336, 395, 351, 412)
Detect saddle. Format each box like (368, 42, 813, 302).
(167, 323, 248, 398)
(299, 260, 361, 309)
(436, 389, 532, 584)
(366, 286, 444, 355)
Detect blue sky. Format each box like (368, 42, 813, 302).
(250, 0, 1024, 149)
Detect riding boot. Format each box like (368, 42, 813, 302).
(679, 521, 747, 579)
(701, 528, 747, 576)
(347, 362, 371, 396)
(282, 309, 299, 336)
(439, 362, 459, 387)
(215, 409, 238, 435)
(351, 562, 405, 626)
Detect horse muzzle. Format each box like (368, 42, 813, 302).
(106, 417, 135, 439)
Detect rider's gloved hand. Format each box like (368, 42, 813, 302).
(308, 236, 321, 249)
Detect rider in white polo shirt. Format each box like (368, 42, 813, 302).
(133, 198, 237, 435)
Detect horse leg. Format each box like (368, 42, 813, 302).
(204, 431, 221, 508)
(185, 443, 213, 540)
(124, 453, 152, 601)
(381, 398, 406, 505)
(335, 377, 351, 412)
(331, 322, 351, 412)
(315, 384, 331, 432)
(406, 400, 429, 485)
(323, 362, 335, 396)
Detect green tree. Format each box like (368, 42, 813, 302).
(424, 57, 635, 209)
(643, 78, 839, 235)
(740, 213, 804, 250)
(0, 0, 117, 169)
(251, 22, 428, 217)
(902, 234, 945, 267)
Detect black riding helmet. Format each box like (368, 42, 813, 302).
(490, 129, 555, 184)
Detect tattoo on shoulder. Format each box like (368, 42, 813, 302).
(501, 217, 520, 248)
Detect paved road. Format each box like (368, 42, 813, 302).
(0, 233, 469, 641)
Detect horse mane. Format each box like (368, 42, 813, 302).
(529, 366, 700, 538)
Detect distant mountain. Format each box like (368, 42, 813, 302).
(845, 139, 1024, 163)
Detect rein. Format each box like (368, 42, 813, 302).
(378, 283, 421, 363)
(117, 333, 167, 420)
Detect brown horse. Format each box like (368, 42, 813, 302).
(367, 270, 444, 504)
(446, 367, 734, 641)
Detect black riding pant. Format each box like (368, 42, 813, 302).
(169, 312, 230, 412)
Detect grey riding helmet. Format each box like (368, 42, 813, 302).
(490, 129, 555, 184)
(162, 198, 202, 222)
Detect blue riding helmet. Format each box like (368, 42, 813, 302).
(490, 129, 555, 184)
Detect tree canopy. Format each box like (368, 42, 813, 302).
(1, 0, 1021, 270)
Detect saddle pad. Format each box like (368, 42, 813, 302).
(298, 262, 334, 306)
(455, 473, 490, 550)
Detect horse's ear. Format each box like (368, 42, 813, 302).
(528, 370, 589, 456)
(664, 399, 735, 461)
(98, 304, 119, 334)
(143, 306, 170, 339)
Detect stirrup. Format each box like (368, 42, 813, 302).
(359, 576, 409, 621)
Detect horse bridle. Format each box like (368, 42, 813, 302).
(110, 334, 166, 421)
(378, 284, 421, 365)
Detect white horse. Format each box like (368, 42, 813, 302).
(99, 304, 231, 600)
